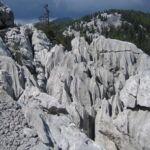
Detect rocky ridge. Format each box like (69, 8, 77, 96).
(63, 12, 122, 38)
(0, 2, 150, 150)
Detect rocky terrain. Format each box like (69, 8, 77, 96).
(0, 1, 150, 150)
(63, 12, 122, 38)
(62, 10, 150, 54)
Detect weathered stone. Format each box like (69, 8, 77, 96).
(0, 3, 150, 149)
(0, 90, 38, 150)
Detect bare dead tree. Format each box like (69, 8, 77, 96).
(39, 4, 50, 24)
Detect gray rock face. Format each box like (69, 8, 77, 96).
(44, 36, 150, 150)
(18, 87, 103, 150)
(0, 90, 39, 150)
(0, 55, 37, 99)
(5, 26, 34, 69)
(0, 2, 14, 28)
(0, 3, 150, 149)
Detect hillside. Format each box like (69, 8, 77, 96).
(1, 2, 150, 150)
(36, 10, 150, 54)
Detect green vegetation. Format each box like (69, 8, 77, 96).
(35, 10, 150, 54)
(103, 10, 150, 54)
(77, 10, 150, 54)
(35, 19, 75, 51)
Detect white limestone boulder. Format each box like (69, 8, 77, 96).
(137, 71, 150, 107)
(120, 70, 150, 108)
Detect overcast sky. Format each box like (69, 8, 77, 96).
(4, 0, 150, 20)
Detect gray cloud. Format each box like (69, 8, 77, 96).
(4, 0, 150, 19)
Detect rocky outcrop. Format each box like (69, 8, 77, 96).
(18, 87, 103, 150)
(0, 90, 39, 150)
(63, 12, 122, 39)
(0, 23, 104, 149)
(0, 1, 14, 29)
(0, 2, 150, 149)
(1, 22, 150, 149)
(95, 71, 150, 150)
(44, 36, 150, 149)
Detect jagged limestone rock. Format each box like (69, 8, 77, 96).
(18, 87, 104, 150)
(0, 3, 150, 149)
(5, 26, 34, 69)
(0, 55, 37, 99)
(0, 90, 39, 150)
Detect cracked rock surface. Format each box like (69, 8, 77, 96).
(0, 2, 150, 150)
(0, 90, 39, 150)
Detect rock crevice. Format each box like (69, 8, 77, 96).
(0, 2, 150, 150)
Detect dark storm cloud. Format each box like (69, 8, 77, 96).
(4, 0, 150, 19)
